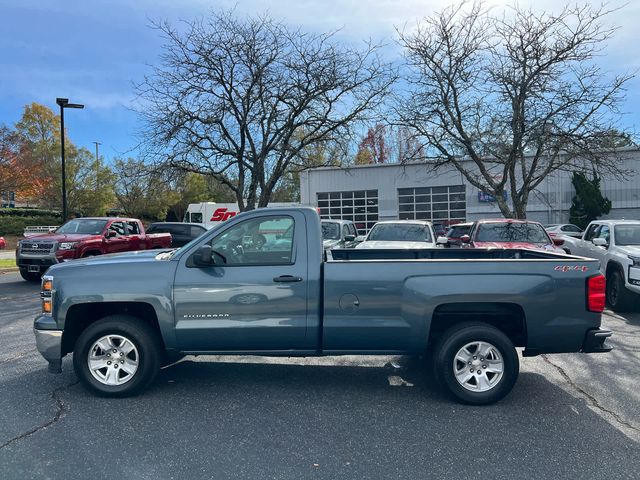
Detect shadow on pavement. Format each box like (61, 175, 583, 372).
(2, 357, 638, 479)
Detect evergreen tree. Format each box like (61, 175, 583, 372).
(569, 171, 612, 230)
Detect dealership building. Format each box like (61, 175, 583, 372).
(299, 147, 640, 235)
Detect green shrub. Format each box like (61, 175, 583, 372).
(0, 208, 62, 218)
(0, 216, 61, 236)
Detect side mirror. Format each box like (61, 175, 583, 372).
(344, 234, 356, 242)
(592, 237, 608, 247)
(106, 230, 117, 239)
(436, 236, 449, 245)
(355, 235, 366, 243)
(193, 245, 213, 266)
(460, 234, 471, 244)
(552, 238, 565, 247)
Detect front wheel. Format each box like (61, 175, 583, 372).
(73, 315, 162, 397)
(434, 323, 519, 405)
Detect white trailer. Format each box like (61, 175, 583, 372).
(183, 202, 298, 229)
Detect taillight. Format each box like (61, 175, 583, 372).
(587, 274, 606, 313)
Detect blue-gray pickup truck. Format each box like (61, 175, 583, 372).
(34, 207, 612, 404)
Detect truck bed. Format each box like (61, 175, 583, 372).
(327, 247, 579, 261)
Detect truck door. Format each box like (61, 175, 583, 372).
(173, 211, 310, 351)
(126, 221, 144, 250)
(104, 221, 129, 253)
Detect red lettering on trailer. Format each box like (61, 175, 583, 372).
(211, 208, 238, 222)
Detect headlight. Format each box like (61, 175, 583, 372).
(58, 242, 78, 250)
(629, 256, 640, 267)
(41, 275, 53, 314)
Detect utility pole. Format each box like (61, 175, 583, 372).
(93, 141, 102, 188)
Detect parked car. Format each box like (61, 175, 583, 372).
(34, 206, 611, 404)
(561, 220, 640, 311)
(321, 219, 359, 249)
(545, 224, 583, 239)
(446, 222, 473, 246)
(355, 220, 444, 249)
(459, 219, 565, 253)
(0, 236, 5, 249)
(147, 222, 207, 247)
(16, 217, 172, 282)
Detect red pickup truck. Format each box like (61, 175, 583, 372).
(16, 217, 172, 281)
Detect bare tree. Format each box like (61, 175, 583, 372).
(396, 1, 633, 218)
(137, 11, 395, 210)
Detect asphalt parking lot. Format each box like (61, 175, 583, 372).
(0, 271, 639, 479)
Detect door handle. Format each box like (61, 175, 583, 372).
(273, 275, 303, 283)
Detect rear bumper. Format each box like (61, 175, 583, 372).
(581, 328, 613, 353)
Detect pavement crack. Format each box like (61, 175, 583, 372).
(542, 355, 639, 435)
(0, 380, 79, 450)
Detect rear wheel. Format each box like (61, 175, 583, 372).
(73, 315, 162, 397)
(434, 322, 519, 405)
(19, 268, 42, 282)
(606, 270, 636, 312)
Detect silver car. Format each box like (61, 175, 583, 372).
(545, 224, 583, 238)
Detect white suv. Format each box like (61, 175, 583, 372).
(562, 220, 640, 311)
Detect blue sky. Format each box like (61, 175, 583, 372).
(1, 0, 639, 164)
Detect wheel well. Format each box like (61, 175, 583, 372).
(605, 261, 624, 278)
(82, 250, 102, 257)
(61, 302, 163, 355)
(429, 303, 527, 348)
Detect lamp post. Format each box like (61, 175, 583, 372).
(92, 141, 101, 188)
(56, 98, 84, 222)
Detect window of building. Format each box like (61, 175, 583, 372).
(397, 185, 466, 225)
(316, 190, 378, 234)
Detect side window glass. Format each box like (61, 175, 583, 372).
(598, 226, 610, 242)
(109, 222, 125, 237)
(342, 225, 350, 239)
(209, 216, 295, 265)
(127, 221, 140, 235)
(584, 224, 599, 241)
(349, 224, 357, 236)
(191, 213, 203, 223)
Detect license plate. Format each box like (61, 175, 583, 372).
(28, 265, 40, 273)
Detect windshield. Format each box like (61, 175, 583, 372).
(367, 223, 432, 242)
(56, 219, 108, 235)
(476, 222, 551, 243)
(614, 225, 640, 246)
(321, 222, 340, 240)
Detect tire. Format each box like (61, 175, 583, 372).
(73, 315, 162, 397)
(606, 269, 636, 312)
(433, 322, 519, 405)
(19, 268, 42, 282)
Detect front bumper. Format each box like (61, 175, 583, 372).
(581, 328, 613, 353)
(34, 327, 63, 373)
(17, 251, 58, 272)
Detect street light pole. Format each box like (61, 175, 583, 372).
(92, 141, 101, 188)
(59, 103, 66, 221)
(56, 98, 84, 222)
